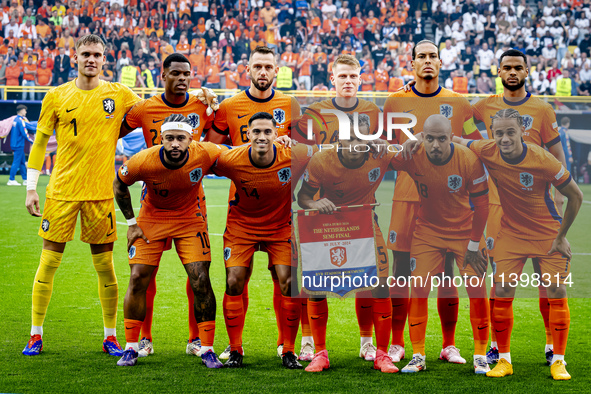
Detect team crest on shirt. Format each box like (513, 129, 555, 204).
(278, 167, 291, 184)
(520, 172, 534, 188)
(187, 113, 200, 129)
(103, 98, 115, 114)
(303, 169, 309, 182)
(486, 237, 494, 251)
(491, 261, 497, 275)
(120, 164, 128, 176)
(389, 230, 397, 244)
(41, 219, 50, 232)
(448, 175, 462, 191)
(330, 246, 347, 267)
(129, 245, 136, 259)
(223, 247, 231, 261)
(368, 167, 381, 183)
(410, 257, 416, 272)
(273, 108, 286, 124)
(522, 115, 533, 130)
(190, 168, 203, 183)
(439, 104, 453, 119)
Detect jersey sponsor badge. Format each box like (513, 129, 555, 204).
(330, 246, 347, 267)
(389, 230, 397, 244)
(273, 108, 286, 124)
(187, 113, 200, 129)
(223, 247, 231, 261)
(120, 164, 128, 176)
(129, 245, 136, 259)
(555, 166, 565, 180)
(519, 172, 534, 188)
(448, 175, 462, 191)
(103, 98, 115, 114)
(190, 168, 203, 183)
(410, 257, 416, 272)
(439, 104, 453, 119)
(522, 115, 533, 130)
(278, 167, 291, 184)
(41, 219, 50, 232)
(368, 167, 381, 183)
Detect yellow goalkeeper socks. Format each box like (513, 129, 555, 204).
(92, 251, 118, 331)
(31, 249, 63, 328)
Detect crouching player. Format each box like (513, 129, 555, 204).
(394, 115, 491, 374)
(213, 112, 303, 369)
(113, 115, 226, 368)
(297, 114, 399, 373)
(455, 109, 583, 380)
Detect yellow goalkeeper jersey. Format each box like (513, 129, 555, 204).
(37, 79, 141, 201)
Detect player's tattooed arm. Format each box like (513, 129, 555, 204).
(114, 177, 149, 251)
(298, 181, 337, 214)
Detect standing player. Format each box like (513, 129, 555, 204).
(383, 40, 482, 364)
(23, 34, 142, 356)
(393, 115, 491, 375)
(204, 46, 301, 359)
(294, 54, 384, 361)
(114, 115, 225, 368)
(471, 49, 568, 365)
(457, 109, 582, 380)
(213, 112, 302, 370)
(297, 114, 398, 373)
(120, 53, 215, 358)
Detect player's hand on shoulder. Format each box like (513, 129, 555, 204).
(401, 80, 415, 92)
(25, 190, 42, 217)
(463, 249, 487, 278)
(276, 135, 296, 147)
(127, 223, 149, 252)
(311, 198, 337, 215)
(548, 236, 571, 260)
(192, 87, 220, 116)
(368, 138, 388, 159)
(401, 132, 423, 160)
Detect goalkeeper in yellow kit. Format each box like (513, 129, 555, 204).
(22, 34, 142, 356)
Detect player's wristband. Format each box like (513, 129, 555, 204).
(126, 217, 137, 226)
(26, 168, 40, 191)
(467, 240, 479, 252)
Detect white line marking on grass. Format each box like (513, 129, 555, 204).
(573, 253, 591, 256)
(584, 200, 591, 205)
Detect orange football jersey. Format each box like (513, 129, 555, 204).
(391, 143, 488, 239)
(117, 141, 227, 223)
(471, 93, 561, 205)
(211, 89, 301, 145)
(383, 86, 479, 202)
(124, 93, 214, 146)
(468, 140, 571, 240)
(213, 143, 292, 235)
(292, 143, 319, 182)
(303, 145, 396, 206)
(294, 98, 381, 145)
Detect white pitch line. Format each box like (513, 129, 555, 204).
(573, 253, 591, 256)
(584, 201, 591, 205)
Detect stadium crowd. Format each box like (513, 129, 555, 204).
(2, 0, 591, 97)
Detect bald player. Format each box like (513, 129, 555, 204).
(113, 114, 226, 368)
(392, 115, 490, 374)
(383, 39, 482, 364)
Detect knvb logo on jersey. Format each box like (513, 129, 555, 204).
(103, 98, 115, 114)
(273, 108, 286, 124)
(187, 113, 200, 129)
(520, 172, 534, 189)
(330, 246, 347, 267)
(368, 167, 381, 183)
(307, 110, 418, 143)
(522, 115, 533, 130)
(277, 167, 291, 184)
(190, 168, 203, 183)
(448, 175, 462, 191)
(439, 104, 453, 119)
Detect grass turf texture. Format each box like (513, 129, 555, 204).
(1, 174, 590, 393)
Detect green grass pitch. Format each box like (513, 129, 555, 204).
(1, 174, 590, 393)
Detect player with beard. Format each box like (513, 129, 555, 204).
(471, 49, 568, 365)
(114, 115, 227, 368)
(294, 54, 384, 363)
(383, 40, 482, 365)
(204, 46, 302, 360)
(119, 53, 216, 359)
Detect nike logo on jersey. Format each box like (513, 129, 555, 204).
(106, 231, 115, 237)
(153, 119, 164, 123)
(66, 108, 78, 113)
(496, 328, 507, 332)
(104, 283, 117, 287)
(203, 251, 210, 255)
(555, 328, 568, 331)
(311, 316, 320, 320)
(238, 114, 248, 119)
(204, 328, 214, 332)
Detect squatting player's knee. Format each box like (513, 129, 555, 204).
(546, 284, 567, 299)
(226, 275, 245, 296)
